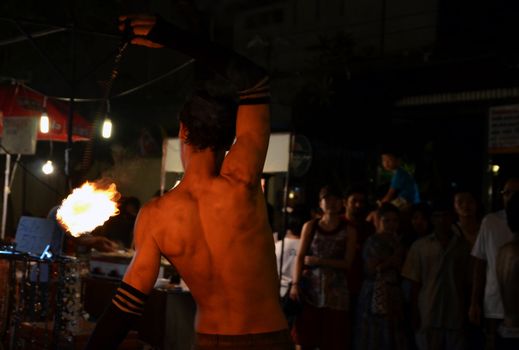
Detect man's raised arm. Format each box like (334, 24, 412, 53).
(120, 14, 270, 185)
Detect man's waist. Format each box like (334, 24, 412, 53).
(196, 303, 287, 333)
(195, 329, 291, 347)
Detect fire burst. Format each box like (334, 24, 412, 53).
(57, 181, 120, 237)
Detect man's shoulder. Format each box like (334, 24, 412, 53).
(482, 210, 506, 224)
(499, 239, 519, 255)
(479, 210, 509, 238)
(413, 233, 434, 246)
(139, 189, 187, 220)
(395, 166, 411, 178)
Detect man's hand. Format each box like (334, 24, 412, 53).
(118, 15, 164, 48)
(289, 283, 300, 301)
(468, 303, 481, 325)
(77, 235, 118, 252)
(304, 256, 320, 266)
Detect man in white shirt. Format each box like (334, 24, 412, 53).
(470, 177, 519, 349)
(275, 212, 305, 329)
(275, 213, 305, 298)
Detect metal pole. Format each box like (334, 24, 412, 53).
(278, 133, 294, 290)
(160, 139, 168, 196)
(1, 154, 11, 240)
(65, 17, 76, 189)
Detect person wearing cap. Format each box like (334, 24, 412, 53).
(290, 185, 357, 349)
(402, 198, 471, 350)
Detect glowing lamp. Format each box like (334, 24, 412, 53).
(42, 160, 54, 175)
(102, 118, 112, 139)
(40, 112, 50, 133)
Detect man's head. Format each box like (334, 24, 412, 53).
(430, 197, 454, 235)
(410, 202, 432, 236)
(318, 185, 344, 214)
(122, 196, 141, 217)
(179, 90, 237, 153)
(377, 202, 400, 234)
(286, 211, 306, 237)
(343, 185, 367, 220)
(502, 177, 519, 208)
(453, 190, 478, 218)
(506, 192, 519, 234)
(381, 153, 400, 171)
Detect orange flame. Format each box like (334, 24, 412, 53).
(56, 181, 120, 237)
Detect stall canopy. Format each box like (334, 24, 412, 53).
(0, 83, 91, 143)
(0, 83, 92, 239)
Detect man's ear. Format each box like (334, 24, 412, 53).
(179, 122, 188, 141)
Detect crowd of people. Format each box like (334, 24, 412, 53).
(275, 168, 519, 350)
(60, 11, 516, 350)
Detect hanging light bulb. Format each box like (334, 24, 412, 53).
(40, 112, 49, 133)
(102, 99, 112, 139)
(42, 160, 54, 175)
(40, 96, 49, 133)
(102, 118, 112, 139)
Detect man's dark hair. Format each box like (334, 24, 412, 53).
(410, 202, 432, 219)
(343, 184, 367, 199)
(507, 192, 519, 233)
(286, 211, 306, 236)
(122, 196, 141, 211)
(430, 195, 453, 214)
(378, 202, 399, 217)
(380, 143, 403, 158)
(319, 184, 343, 200)
(179, 89, 237, 152)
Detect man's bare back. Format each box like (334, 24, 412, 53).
(86, 14, 290, 349)
(133, 178, 287, 334)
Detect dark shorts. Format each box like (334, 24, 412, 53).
(292, 302, 350, 350)
(194, 329, 293, 350)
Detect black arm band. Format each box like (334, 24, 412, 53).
(85, 282, 148, 349)
(146, 15, 268, 94)
(239, 97, 271, 105)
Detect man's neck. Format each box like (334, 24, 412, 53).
(183, 148, 220, 180)
(345, 212, 360, 223)
(458, 215, 478, 226)
(320, 213, 341, 228)
(284, 230, 299, 239)
(435, 229, 454, 248)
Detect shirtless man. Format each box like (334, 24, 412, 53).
(496, 191, 519, 348)
(86, 14, 290, 349)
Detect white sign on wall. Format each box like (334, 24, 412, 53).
(488, 105, 519, 154)
(0, 117, 38, 155)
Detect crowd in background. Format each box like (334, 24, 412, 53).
(274, 150, 519, 350)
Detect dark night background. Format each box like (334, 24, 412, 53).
(1, 0, 519, 228)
